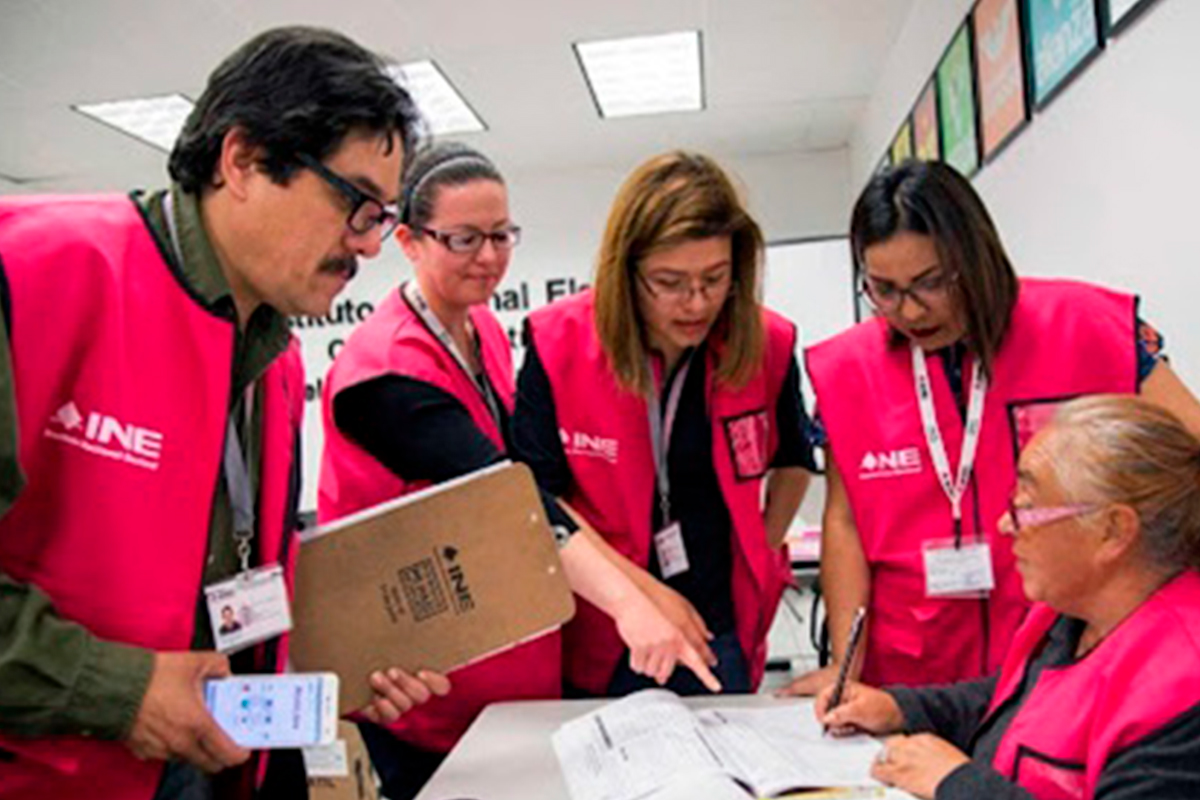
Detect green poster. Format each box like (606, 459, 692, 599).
(936, 25, 980, 176)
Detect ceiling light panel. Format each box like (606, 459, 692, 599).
(389, 61, 486, 135)
(575, 30, 704, 119)
(73, 94, 193, 152)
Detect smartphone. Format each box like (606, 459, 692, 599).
(204, 672, 339, 748)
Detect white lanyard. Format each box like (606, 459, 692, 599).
(402, 281, 503, 427)
(164, 191, 256, 570)
(646, 352, 694, 524)
(911, 342, 988, 534)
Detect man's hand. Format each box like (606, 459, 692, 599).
(125, 652, 250, 773)
(360, 668, 451, 725)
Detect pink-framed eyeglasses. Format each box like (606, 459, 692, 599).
(1006, 500, 1101, 532)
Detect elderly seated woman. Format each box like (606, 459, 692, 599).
(817, 395, 1200, 800)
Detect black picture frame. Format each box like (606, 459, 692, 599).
(1023, 0, 1105, 111)
(1102, 0, 1161, 36)
(972, 0, 1032, 165)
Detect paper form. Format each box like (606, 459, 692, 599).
(701, 705, 884, 790)
(553, 692, 886, 800)
(552, 691, 729, 800)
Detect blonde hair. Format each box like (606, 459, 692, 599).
(1047, 395, 1200, 572)
(593, 151, 765, 396)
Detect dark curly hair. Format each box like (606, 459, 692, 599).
(169, 26, 422, 194)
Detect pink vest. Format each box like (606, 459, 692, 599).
(318, 286, 561, 753)
(806, 278, 1136, 687)
(985, 571, 1200, 799)
(526, 290, 795, 694)
(0, 195, 304, 800)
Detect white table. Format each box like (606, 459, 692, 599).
(414, 696, 917, 800)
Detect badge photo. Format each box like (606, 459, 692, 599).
(205, 564, 293, 654)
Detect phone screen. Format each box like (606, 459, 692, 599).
(204, 674, 329, 748)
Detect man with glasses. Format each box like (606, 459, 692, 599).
(0, 27, 443, 800)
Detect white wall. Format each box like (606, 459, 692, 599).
(296, 148, 851, 511)
(849, 0, 1200, 388)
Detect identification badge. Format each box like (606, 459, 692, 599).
(302, 739, 350, 778)
(205, 563, 293, 654)
(922, 539, 995, 598)
(653, 521, 690, 579)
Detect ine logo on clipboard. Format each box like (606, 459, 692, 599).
(289, 462, 576, 712)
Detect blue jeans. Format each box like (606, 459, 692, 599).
(604, 630, 751, 697)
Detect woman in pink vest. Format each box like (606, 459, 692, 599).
(514, 151, 818, 697)
(818, 396, 1200, 800)
(783, 161, 1200, 697)
(318, 142, 716, 800)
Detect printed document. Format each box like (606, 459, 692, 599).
(552, 690, 884, 800)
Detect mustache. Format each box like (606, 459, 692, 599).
(320, 256, 359, 281)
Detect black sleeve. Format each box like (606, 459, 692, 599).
(511, 322, 577, 498)
(334, 375, 506, 484)
(936, 762, 1036, 800)
(888, 675, 998, 752)
(1093, 701, 1200, 799)
(770, 354, 819, 472)
(332, 374, 577, 536)
(936, 702, 1200, 800)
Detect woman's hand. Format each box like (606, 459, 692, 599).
(360, 668, 451, 725)
(871, 734, 971, 800)
(815, 681, 905, 736)
(775, 663, 841, 697)
(638, 579, 718, 667)
(611, 586, 722, 692)
(555, 521, 720, 691)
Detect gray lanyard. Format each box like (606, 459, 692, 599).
(402, 281, 503, 427)
(646, 352, 694, 525)
(163, 192, 256, 571)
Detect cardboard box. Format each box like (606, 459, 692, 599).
(306, 722, 378, 800)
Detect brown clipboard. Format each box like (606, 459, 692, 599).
(289, 462, 575, 712)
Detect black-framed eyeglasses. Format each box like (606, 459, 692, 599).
(419, 226, 522, 255)
(860, 270, 955, 313)
(295, 152, 401, 239)
(637, 270, 734, 304)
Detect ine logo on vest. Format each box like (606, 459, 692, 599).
(858, 447, 922, 480)
(44, 401, 164, 471)
(559, 428, 619, 464)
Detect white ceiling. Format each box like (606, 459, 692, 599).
(0, 0, 915, 193)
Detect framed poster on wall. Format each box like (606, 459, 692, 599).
(1104, 0, 1160, 36)
(890, 117, 914, 165)
(973, 0, 1029, 162)
(1024, 0, 1103, 108)
(912, 80, 941, 161)
(936, 23, 980, 177)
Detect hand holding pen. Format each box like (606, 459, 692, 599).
(817, 680, 904, 738)
(815, 607, 903, 737)
(822, 606, 866, 730)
